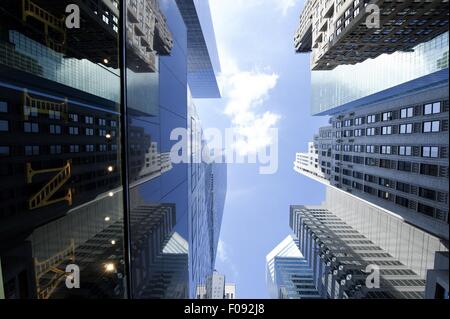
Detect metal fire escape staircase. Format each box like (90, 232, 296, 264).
(26, 160, 73, 210)
(34, 240, 76, 299)
(21, 0, 67, 53)
(23, 92, 68, 121)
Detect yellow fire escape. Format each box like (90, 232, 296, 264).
(34, 240, 76, 299)
(22, 92, 68, 121)
(27, 160, 73, 210)
(21, 0, 67, 53)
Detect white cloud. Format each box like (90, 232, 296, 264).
(218, 52, 281, 155)
(277, 0, 300, 16)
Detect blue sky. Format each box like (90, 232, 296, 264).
(195, 0, 329, 298)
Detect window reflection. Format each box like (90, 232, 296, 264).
(0, 0, 125, 299)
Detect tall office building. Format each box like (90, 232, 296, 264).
(196, 271, 236, 299)
(295, 2, 449, 116)
(0, 0, 225, 299)
(295, 0, 449, 70)
(296, 73, 449, 240)
(294, 141, 327, 183)
(290, 186, 448, 299)
(266, 235, 321, 299)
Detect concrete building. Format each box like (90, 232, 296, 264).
(196, 271, 236, 299)
(290, 186, 449, 298)
(294, 141, 327, 183)
(295, 0, 449, 71)
(425, 252, 449, 299)
(266, 235, 321, 299)
(296, 71, 449, 240)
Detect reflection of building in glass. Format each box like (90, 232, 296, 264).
(295, 0, 449, 71)
(266, 235, 320, 299)
(0, 0, 224, 300)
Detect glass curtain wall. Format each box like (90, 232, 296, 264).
(0, 0, 126, 299)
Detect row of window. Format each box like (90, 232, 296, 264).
(335, 144, 443, 158)
(0, 120, 118, 137)
(337, 180, 447, 221)
(334, 120, 444, 138)
(0, 144, 118, 156)
(334, 101, 445, 128)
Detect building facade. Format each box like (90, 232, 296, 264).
(295, 0, 449, 71)
(0, 0, 224, 299)
(290, 191, 448, 299)
(297, 73, 449, 240)
(196, 271, 236, 299)
(266, 235, 321, 299)
(294, 141, 327, 183)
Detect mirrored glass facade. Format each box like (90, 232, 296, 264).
(1, 0, 224, 299)
(312, 32, 449, 115)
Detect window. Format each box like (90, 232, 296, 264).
(335, 121, 342, 128)
(25, 145, 39, 155)
(86, 128, 94, 136)
(417, 203, 435, 217)
(99, 144, 107, 152)
(354, 129, 363, 137)
(364, 174, 376, 183)
(420, 164, 438, 177)
(110, 120, 117, 127)
(0, 101, 7, 112)
(367, 114, 376, 124)
(85, 116, 94, 124)
(69, 127, 79, 135)
(354, 145, 363, 153)
(0, 146, 10, 156)
(400, 107, 414, 118)
(382, 112, 392, 121)
(396, 196, 409, 208)
(419, 187, 436, 201)
(423, 121, 440, 133)
(70, 145, 80, 153)
(399, 146, 412, 156)
(344, 130, 353, 137)
(365, 157, 377, 166)
(99, 129, 107, 137)
(378, 190, 392, 200)
(69, 113, 79, 122)
(379, 178, 392, 187)
(344, 119, 352, 127)
(366, 128, 375, 136)
(48, 110, 61, 120)
(50, 145, 62, 154)
(353, 7, 360, 16)
(380, 159, 393, 169)
(366, 145, 375, 153)
(0, 120, 9, 131)
(396, 182, 410, 193)
(24, 122, 39, 133)
(85, 145, 95, 152)
(422, 146, 439, 158)
(424, 102, 441, 115)
(50, 125, 62, 135)
(98, 118, 106, 126)
(344, 145, 352, 152)
(355, 117, 364, 125)
(400, 124, 413, 134)
(381, 146, 392, 154)
(397, 161, 412, 172)
(381, 126, 392, 135)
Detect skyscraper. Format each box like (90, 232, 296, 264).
(289, 186, 448, 298)
(295, 72, 449, 240)
(295, 0, 449, 71)
(0, 0, 225, 299)
(266, 235, 321, 299)
(196, 271, 236, 299)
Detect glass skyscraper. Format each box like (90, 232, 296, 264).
(311, 32, 449, 115)
(0, 0, 225, 299)
(266, 235, 320, 299)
